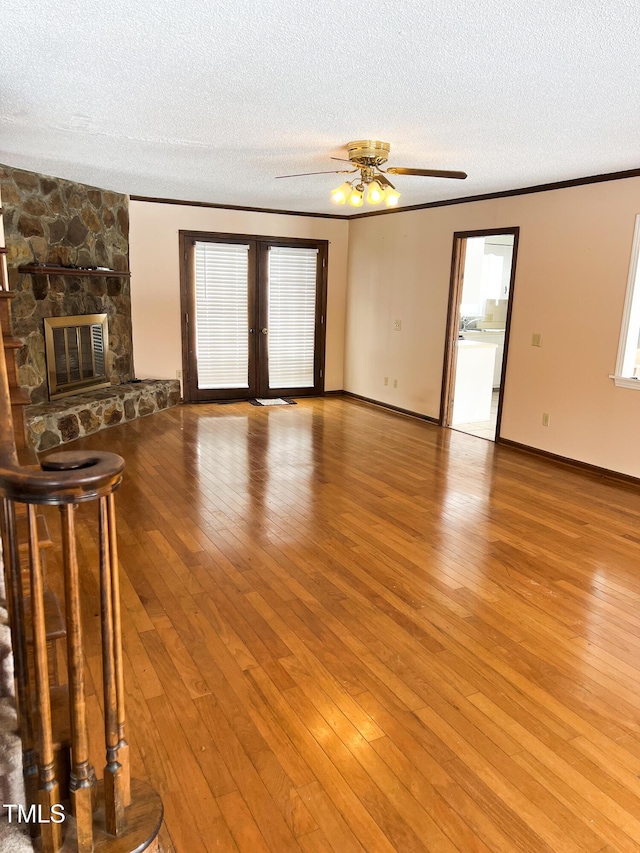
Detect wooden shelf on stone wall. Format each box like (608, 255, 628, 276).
(18, 264, 131, 278)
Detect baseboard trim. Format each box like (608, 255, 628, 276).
(337, 395, 638, 486)
(497, 437, 640, 488)
(323, 389, 345, 396)
(342, 391, 439, 424)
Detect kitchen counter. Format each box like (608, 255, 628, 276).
(452, 340, 497, 424)
(461, 330, 505, 387)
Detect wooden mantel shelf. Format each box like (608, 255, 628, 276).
(18, 264, 131, 278)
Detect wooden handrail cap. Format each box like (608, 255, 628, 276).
(41, 450, 108, 471)
(0, 450, 125, 505)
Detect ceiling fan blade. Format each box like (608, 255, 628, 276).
(386, 167, 467, 179)
(275, 169, 353, 179)
(374, 173, 396, 190)
(330, 157, 356, 164)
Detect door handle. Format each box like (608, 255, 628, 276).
(249, 328, 255, 334)
(261, 328, 268, 335)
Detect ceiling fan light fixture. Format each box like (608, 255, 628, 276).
(385, 187, 401, 207)
(330, 181, 353, 204)
(347, 184, 365, 207)
(278, 140, 465, 210)
(366, 180, 385, 205)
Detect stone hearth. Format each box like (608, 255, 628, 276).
(26, 379, 181, 452)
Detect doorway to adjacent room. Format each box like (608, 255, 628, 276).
(441, 228, 519, 440)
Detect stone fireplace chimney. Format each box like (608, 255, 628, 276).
(0, 164, 133, 404)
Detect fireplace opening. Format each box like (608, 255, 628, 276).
(44, 314, 110, 399)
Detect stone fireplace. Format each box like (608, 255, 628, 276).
(0, 164, 181, 451)
(44, 313, 110, 399)
(0, 164, 133, 404)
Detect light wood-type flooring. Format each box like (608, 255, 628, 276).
(41, 396, 640, 852)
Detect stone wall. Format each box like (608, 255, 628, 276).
(26, 379, 181, 452)
(0, 165, 133, 403)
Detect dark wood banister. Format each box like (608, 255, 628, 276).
(0, 263, 162, 849)
(1, 451, 125, 504)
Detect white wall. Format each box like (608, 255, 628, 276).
(345, 201, 503, 416)
(129, 179, 640, 478)
(345, 178, 640, 477)
(129, 201, 349, 391)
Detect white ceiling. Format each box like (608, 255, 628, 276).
(2, 0, 640, 216)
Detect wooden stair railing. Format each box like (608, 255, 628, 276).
(0, 211, 68, 689)
(0, 206, 30, 457)
(0, 290, 31, 455)
(0, 218, 163, 850)
(1, 452, 163, 852)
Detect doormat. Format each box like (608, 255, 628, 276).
(250, 398, 297, 406)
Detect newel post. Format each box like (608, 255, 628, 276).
(0, 450, 163, 852)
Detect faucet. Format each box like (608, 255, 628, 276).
(460, 316, 481, 331)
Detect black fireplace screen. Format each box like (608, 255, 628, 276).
(44, 314, 110, 399)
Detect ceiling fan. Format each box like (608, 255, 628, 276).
(276, 140, 467, 208)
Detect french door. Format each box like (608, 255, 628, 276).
(180, 231, 328, 402)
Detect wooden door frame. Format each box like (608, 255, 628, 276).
(179, 232, 259, 402)
(255, 238, 329, 399)
(179, 230, 328, 402)
(439, 227, 520, 440)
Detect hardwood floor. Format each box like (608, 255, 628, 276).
(41, 396, 640, 852)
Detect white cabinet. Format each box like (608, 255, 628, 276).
(452, 340, 497, 424)
(462, 330, 505, 387)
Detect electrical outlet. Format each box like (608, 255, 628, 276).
(394, 319, 402, 331)
(393, 379, 398, 389)
(542, 412, 550, 427)
(176, 370, 183, 380)
(384, 376, 388, 386)
(531, 333, 542, 347)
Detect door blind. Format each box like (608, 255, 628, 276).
(267, 246, 318, 389)
(194, 241, 250, 389)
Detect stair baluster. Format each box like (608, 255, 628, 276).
(107, 491, 130, 809)
(60, 502, 95, 851)
(0, 496, 39, 829)
(27, 503, 62, 853)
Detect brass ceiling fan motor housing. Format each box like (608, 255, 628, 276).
(347, 140, 391, 167)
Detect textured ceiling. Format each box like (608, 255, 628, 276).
(2, 0, 640, 216)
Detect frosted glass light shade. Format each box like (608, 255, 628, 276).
(347, 187, 364, 207)
(330, 181, 353, 204)
(385, 188, 401, 207)
(366, 181, 385, 204)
